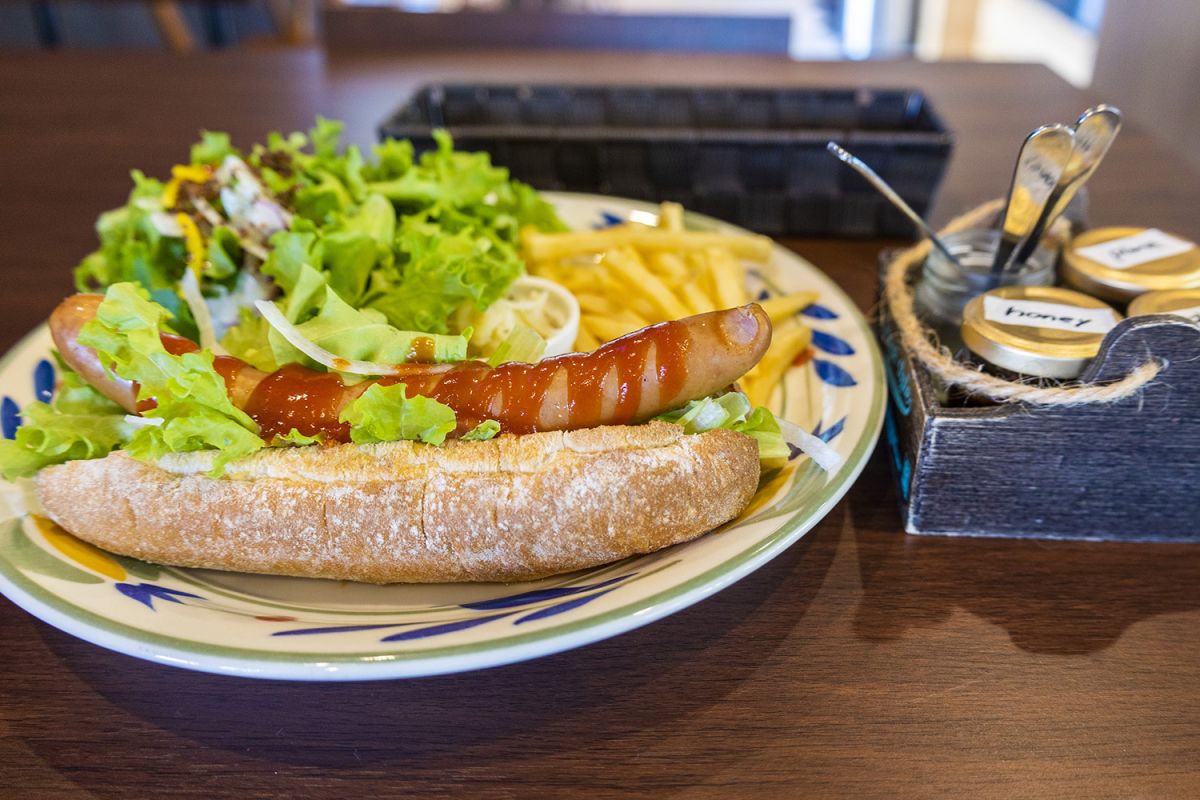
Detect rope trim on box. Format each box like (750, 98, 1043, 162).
(882, 199, 1161, 406)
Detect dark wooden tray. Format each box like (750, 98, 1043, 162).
(877, 284, 1200, 540)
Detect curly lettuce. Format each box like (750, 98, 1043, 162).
(76, 283, 265, 475)
(0, 357, 133, 481)
(339, 383, 457, 446)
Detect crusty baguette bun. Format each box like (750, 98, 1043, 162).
(35, 422, 760, 584)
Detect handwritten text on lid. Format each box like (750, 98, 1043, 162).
(1075, 229, 1196, 270)
(983, 296, 1118, 334)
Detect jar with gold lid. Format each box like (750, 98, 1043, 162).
(1062, 227, 1200, 304)
(960, 286, 1123, 379)
(1127, 288, 1200, 325)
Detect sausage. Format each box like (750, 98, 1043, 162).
(50, 293, 771, 441)
(50, 294, 139, 412)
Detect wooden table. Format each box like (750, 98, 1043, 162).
(2, 49, 1198, 799)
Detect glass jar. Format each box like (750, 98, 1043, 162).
(914, 228, 1058, 352)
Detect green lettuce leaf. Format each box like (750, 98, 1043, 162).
(191, 130, 235, 166)
(655, 391, 786, 466)
(462, 420, 501, 441)
(77, 282, 264, 474)
(270, 429, 325, 447)
(339, 383, 457, 446)
(264, 263, 468, 371)
(0, 366, 133, 481)
(219, 307, 278, 373)
(366, 213, 522, 334)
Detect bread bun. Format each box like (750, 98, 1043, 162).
(35, 422, 760, 584)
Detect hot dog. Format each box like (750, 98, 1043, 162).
(50, 293, 771, 440)
(30, 291, 776, 583)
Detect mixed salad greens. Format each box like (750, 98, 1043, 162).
(0, 119, 807, 481)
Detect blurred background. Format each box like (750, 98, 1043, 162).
(0, 0, 1196, 168)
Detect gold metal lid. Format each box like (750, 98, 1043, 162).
(1126, 288, 1200, 324)
(961, 286, 1122, 379)
(1062, 227, 1200, 303)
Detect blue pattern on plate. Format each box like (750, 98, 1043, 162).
(801, 303, 839, 320)
(515, 588, 619, 624)
(116, 582, 204, 611)
(1, 397, 18, 440)
(460, 573, 634, 610)
(33, 359, 55, 403)
(594, 211, 626, 229)
(814, 359, 858, 388)
(815, 416, 847, 443)
(381, 612, 516, 642)
(811, 330, 855, 357)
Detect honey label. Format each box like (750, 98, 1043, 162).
(1075, 228, 1196, 269)
(984, 296, 1118, 334)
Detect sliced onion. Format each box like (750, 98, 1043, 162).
(778, 418, 844, 473)
(150, 211, 183, 237)
(179, 270, 226, 355)
(254, 300, 412, 377)
(124, 414, 163, 428)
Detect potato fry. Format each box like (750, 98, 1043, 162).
(680, 282, 716, 315)
(575, 292, 619, 316)
(523, 228, 773, 263)
(743, 321, 813, 407)
(574, 325, 601, 352)
(584, 315, 641, 343)
(759, 291, 820, 325)
(657, 202, 684, 232)
(602, 248, 692, 321)
(706, 246, 748, 309)
(649, 251, 689, 284)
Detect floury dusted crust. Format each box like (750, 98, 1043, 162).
(35, 422, 760, 584)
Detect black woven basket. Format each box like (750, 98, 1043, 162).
(378, 83, 954, 238)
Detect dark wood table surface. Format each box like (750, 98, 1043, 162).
(2, 49, 1199, 799)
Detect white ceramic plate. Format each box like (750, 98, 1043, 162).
(0, 192, 884, 680)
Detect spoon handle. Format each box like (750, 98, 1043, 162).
(1009, 105, 1122, 269)
(825, 141, 960, 266)
(988, 124, 1077, 283)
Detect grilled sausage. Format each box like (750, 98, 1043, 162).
(50, 294, 771, 441)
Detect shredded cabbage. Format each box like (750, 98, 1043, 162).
(462, 275, 579, 358)
(486, 325, 546, 367)
(655, 391, 842, 472)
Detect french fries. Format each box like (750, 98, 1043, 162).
(741, 320, 814, 409)
(523, 227, 773, 263)
(524, 201, 821, 409)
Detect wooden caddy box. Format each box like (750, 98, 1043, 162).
(876, 284, 1200, 541)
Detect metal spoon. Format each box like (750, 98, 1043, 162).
(1008, 105, 1122, 270)
(826, 141, 961, 267)
(987, 123, 1077, 285)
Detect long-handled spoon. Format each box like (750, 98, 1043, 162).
(987, 123, 1077, 286)
(1007, 105, 1122, 270)
(826, 141, 961, 267)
